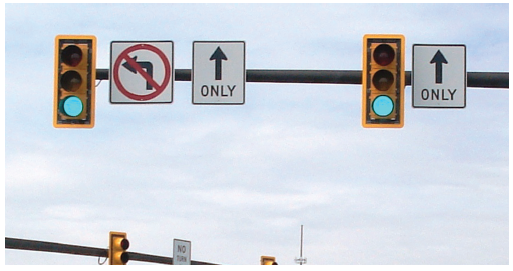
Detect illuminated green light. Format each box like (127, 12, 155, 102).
(60, 96, 83, 117)
(372, 95, 394, 117)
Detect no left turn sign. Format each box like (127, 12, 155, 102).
(110, 41, 174, 103)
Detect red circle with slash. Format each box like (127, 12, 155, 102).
(113, 44, 171, 101)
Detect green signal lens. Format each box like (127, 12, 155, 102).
(120, 252, 129, 264)
(60, 96, 83, 117)
(372, 95, 394, 117)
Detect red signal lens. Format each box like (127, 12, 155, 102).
(373, 44, 395, 66)
(61, 45, 83, 67)
(120, 239, 129, 250)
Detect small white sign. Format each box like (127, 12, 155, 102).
(110, 41, 174, 103)
(173, 239, 191, 265)
(192, 41, 246, 104)
(412, 44, 466, 108)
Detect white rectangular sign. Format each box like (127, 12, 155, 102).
(173, 239, 191, 265)
(192, 41, 246, 104)
(110, 41, 174, 103)
(412, 44, 466, 108)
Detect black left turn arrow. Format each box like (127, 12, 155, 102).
(210, 47, 228, 80)
(123, 56, 154, 90)
(430, 50, 448, 84)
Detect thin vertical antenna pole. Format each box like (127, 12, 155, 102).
(295, 225, 307, 265)
(300, 225, 303, 257)
(300, 225, 303, 265)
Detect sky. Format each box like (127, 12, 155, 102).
(3, 2, 510, 266)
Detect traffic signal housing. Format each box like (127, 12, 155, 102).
(54, 35, 96, 128)
(362, 34, 405, 128)
(108, 231, 129, 265)
(261, 255, 278, 265)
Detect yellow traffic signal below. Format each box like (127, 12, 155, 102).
(362, 34, 405, 128)
(261, 255, 278, 265)
(54, 35, 96, 128)
(109, 231, 129, 265)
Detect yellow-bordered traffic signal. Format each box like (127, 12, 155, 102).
(362, 34, 405, 128)
(261, 255, 278, 265)
(108, 231, 129, 265)
(54, 35, 96, 128)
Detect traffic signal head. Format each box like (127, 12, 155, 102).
(109, 231, 129, 265)
(362, 34, 405, 128)
(261, 256, 278, 265)
(54, 35, 96, 128)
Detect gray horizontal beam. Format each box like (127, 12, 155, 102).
(95, 69, 508, 89)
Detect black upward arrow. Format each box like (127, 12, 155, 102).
(123, 56, 154, 90)
(430, 50, 448, 84)
(210, 47, 228, 80)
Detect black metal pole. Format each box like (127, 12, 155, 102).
(467, 72, 509, 88)
(5, 237, 217, 265)
(96, 69, 508, 89)
(5, 237, 107, 258)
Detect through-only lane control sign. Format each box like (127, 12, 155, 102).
(192, 41, 246, 104)
(110, 41, 174, 103)
(412, 44, 466, 108)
